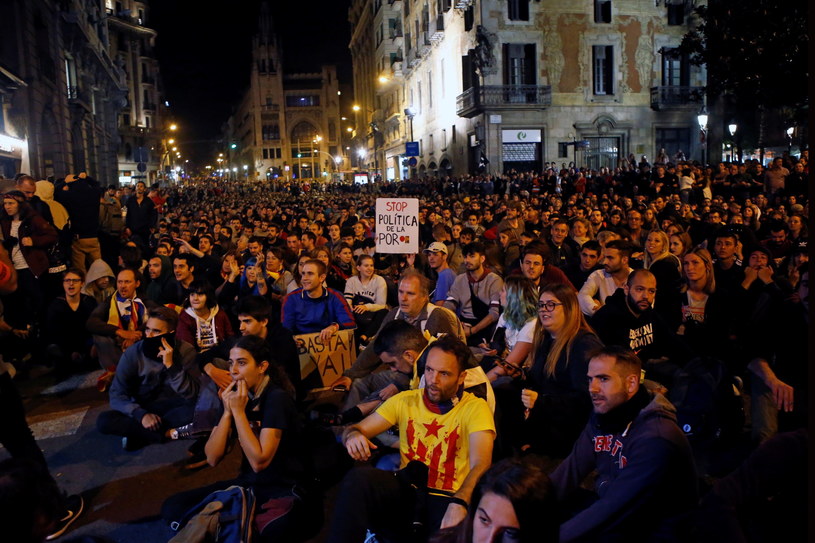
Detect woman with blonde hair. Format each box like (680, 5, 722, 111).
(515, 283, 602, 457)
(644, 230, 682, 324)
(677, 247, 728, 356)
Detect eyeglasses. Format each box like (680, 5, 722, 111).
(63, 278, 82, 284)
(537, 301, 563, 312)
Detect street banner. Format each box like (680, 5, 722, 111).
(375, 197, 419, 254)
(294, 329, 357, 386)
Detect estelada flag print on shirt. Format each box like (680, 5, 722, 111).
(376, 389, 495, 493)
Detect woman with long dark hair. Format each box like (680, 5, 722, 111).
(0, 191, 58, 361)
(162, 335, 309, 541)
(431, 457, 558, 543)
(516, 284, 602, 457)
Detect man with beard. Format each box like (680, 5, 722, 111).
(444, 242, 503, 346)
(551, 346, 697, 542)
(328, 336, 495, 542)
(578, 240, 633, 316)
(590, 270, 691, 367)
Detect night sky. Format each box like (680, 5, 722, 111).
(149, 0, 353, 163)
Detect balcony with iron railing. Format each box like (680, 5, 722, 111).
(67, 86, 92, 110)
(418, 31, 431, 56)
(650, 86, 704, 110)
(456, 85, 552, 118)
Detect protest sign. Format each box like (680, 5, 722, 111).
(375, 197, 419, 254)
(294, 329, 357, 387)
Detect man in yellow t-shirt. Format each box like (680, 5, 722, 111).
(328, 336, 495, 543)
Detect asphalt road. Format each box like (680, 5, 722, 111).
(3, 367, 336, 543)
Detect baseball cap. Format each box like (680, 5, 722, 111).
(424, 242, 448, 254)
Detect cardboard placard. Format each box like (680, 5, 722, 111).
(375, 198, 419, 254)
(294, 329, 357, 387)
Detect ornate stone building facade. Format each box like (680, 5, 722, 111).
(106, 0, 167, 185)
(0, 0, 127, 182)
(350, 0, 706, 177)
(225, 3, 342, 182)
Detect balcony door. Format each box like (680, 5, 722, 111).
(661, 48, 689, 87)
(503, 44, 536, 103)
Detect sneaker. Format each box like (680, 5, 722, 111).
(170, 422, 209, 440)
(46, 494, 84, 540)
(96, 370, 115, 392)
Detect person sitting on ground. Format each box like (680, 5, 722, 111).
(96, 306, 198, 451)
(332, 270, 464, 399)
(642, 230, 683, 327)
(577, 239, 634, 317)
(424, 241, 457, 306)
(430, 456, 559, 543)
(143, 254, 175, 305)
(444, 241, 503, 346)
(511, 283, 603, 458)
(565, 239, 603, 291)
(327, 335, 495, 543)
(481, 276, 538, 386)
(161, 336, 313, 542)
(176, 279, 235, 354)
(86, 268, 148, 392)
(44, 268, 98, 380)
(551, 346, 697, 542)
(344, 254, 389, 345)
(80, 258, 115, 305)
(280, 259, 355, 340)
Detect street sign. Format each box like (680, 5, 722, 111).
(407, 157, 417, 167)
(137, 162, 147, 172)
(376, 198, 419, 254)
(405, 141, 419, 156)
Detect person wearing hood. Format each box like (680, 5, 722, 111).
(550, 346, 697, 543)
(81, 258, 116, 305)
(176, 279, 234, 353)
(96, 305, 198, 451)
(144, 254, 175, 305)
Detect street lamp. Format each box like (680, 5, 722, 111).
(728, 123, 738, 162)
(696, 107, 708, 166)
(786, 126, 794, 154)
(404, 107, 416, 142)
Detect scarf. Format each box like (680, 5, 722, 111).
(595, 387, 651, 435)
(107, 292, 146, 330)
(421, 384, 463, 415)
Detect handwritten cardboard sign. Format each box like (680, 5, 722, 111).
(294, 329, 357, 387)
(375, 198, 419, 254)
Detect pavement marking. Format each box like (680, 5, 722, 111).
(41, 370, 105, 395)
(26, 406, 90, 441)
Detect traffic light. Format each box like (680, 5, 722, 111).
(230, 143, 237, 149)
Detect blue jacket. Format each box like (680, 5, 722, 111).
(281, 287, 356, 334)
(551, 389, 697, 542)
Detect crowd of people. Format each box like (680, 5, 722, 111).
(0, 150, 809, 543)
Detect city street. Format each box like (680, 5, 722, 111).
(3, 365, 332, 542)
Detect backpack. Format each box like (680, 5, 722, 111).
(99, 198, 123, 235)
(169, 485, 256, 543)
(668, 357, 744, 447)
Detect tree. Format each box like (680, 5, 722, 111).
(680, 0, 808, 154)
